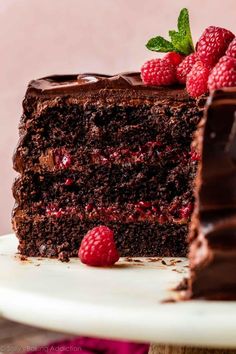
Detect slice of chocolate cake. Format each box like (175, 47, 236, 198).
(189, 87, 236, 299)
(13, 73, 203, 260)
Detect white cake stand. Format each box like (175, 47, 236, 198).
(1, 234, 236, 351)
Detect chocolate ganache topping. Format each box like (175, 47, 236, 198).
(26, 72, 192, 101)
(28, 73, 147, 94)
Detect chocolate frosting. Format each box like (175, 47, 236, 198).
(29, 72, 159, 92)
(199, 88, 236, 210)
(27, 72, 190, 100)
(189, 87, 236, 299)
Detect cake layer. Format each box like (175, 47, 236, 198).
(14, 214, 188, 260)
(13, 157, 196, 207)
(15, 86, 203, 174)
(189, 88, 236, 300)
(14, 138, 199, 174)
(20, 102, 201, 146)
(13, 192, 193, 225)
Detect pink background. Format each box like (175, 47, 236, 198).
(0, 0, 235, 234)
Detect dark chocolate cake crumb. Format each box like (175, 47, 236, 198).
(172, 268, 183, 273)
(19, 255, 28, 261)
(148, 257, 162, 262)
(58, 251, 70, 263)
(175, 277, 188, 291)
(161, 298, 177, 303)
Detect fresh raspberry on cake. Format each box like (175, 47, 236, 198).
(186, 61, 210, 98)
(226, 38, 236, 58)
(78, 226, 120, 267)
(141, 58, 176, 86)
(196, 26, 235, 67)
(163, 52, 184, 67)
(176, 53, 198, 84)
(208, 56, 236, 90)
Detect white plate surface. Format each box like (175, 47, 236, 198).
(1, 234, 236, 348)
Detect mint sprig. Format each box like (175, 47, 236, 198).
(146, 36, 175, 53)
(146, 8, 194, 55)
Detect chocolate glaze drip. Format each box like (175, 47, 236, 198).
(189, 87, 236, 300)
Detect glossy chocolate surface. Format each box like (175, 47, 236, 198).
(189, 87, 236, 300)
(27, 72, 190, 101)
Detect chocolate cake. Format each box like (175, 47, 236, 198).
(189, 87, 236, 299)
(12, 72, 203, 260)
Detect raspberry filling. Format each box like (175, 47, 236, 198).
(45, 200, 194, 224)
(41, 142, 199, 170)
(54, 148, 72, 168)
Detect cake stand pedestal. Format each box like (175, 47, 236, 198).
(1, 234, 236, 351)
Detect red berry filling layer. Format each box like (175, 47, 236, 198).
(44, 200, 194, 224)
(39, 142, 200, 170)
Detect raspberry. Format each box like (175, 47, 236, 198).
(138, 201, 152, 209)
(85, 202, 95, 212)
(141, 58, 176, 86)
(78, 226, 120, 267)
(54, 149, 72, 169)
(196, 26, 234, 67)
(186, 61, 210, 98)
(176, 53, 198, 84)
(226, 38, 236, 59)
(179, 203, 194, 219)
(190, 150, 200, 162)
(208, 56, 236, 91)
(46, 205, 64, 218)
(64, 178, 73, 186)
(163, 52, 184, 67)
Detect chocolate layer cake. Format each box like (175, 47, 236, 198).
(13, 73, 203, 260)
(189, 87, 236, 299)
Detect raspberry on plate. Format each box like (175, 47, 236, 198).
(162, 52, 184, 67)
(208, 56, 236, 90)
(176, 53, 198, 84)
(226, 38, 236, 59)
(141, 58, 176, 86)
(78, 225, 120, 267)
(186, 61, 210, 98)
(196, 26, 235, 67)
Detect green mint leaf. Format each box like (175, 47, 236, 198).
(169, 30, 193, 55)
(145, 8, 195, 55)
(177, 8, 194, 52)
(146, 36, 175, 52)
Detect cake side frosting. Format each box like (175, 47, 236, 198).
(189, 87, 236, 299)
